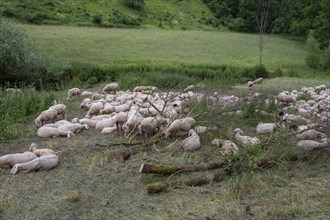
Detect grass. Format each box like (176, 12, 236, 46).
(0, 77, 329, 219)
(26, 25, 309, 74)
(0, 0, 214, 29)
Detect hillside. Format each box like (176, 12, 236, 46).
(0, 0, 216, 30)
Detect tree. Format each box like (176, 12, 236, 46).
(256, 0, 271, 67)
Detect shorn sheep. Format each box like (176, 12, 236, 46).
(37, 126, 75, 138)
(35, 109, 58, 127)
(102, 83, 119, 94)
(234, 128, 260, 148)
(211, 139, 239, 155)
(0, 152, 38, 168)
(164, 117, 196, 139)
(181, 129, 201, 151)
(67, 87, 81, 100)
(29, 143, 57, 157)
(49, 104, 67, 119)
(297, 138, 329, 151)
(10, 154, 59, 174)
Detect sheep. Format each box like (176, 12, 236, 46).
(35, 109, 58, 128)
(248, 81, 254, 90)
(296, 129, 326, 140)
(102, 83, 119, 94)
(99, 105, 115, 115)
(253, 77, 263, 84)
(29, 143, 56, 157)
(122, 109, 143, 133)
(67, 87, 81, 100)
(276, 94, 296, 104)
(49, 104, 67, 119)
(73, 118, 98, 128)
(195, 126, 207, 134)
(6, 88, 22, 93)
(181, 129, 201, 151)
(183, 85, 196, 93)
(256, 122, 279, 134)
(138, 115, 169, 137)
(297, 138, 329, 151)
(280, 113, 311, 125)
(314, 85, 326, 94)
(211, 139, 238, 155)
(95, 118, 116, 130)
(57, 123, 89, 133)
(0, 152, 38, 168)
(37, 126, 75, 138)
(101, 127, 117, 134)
(10, 154, 59, 174)
(133, 86, 158, 93)
(81, 91, 94, 99)
(164, 117, 196, 139)
(85, 101, 104, 118)
(234, 128, 260, 148)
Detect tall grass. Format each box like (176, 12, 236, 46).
(0, 88, 55, 143)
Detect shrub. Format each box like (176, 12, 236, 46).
(0, 17, 42, 85)
(92, 14, 103, 25)
(254, 65, 269, 78)
(124, 0, 145, 10)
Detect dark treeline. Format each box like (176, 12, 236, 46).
(204, 0, 330, 49)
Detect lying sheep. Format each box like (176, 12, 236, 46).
(67, 87, 81, 100)
(81, 91, 94, 99)
(256, 122, 279, 134)
(102, 83, 119, 94)
(72, 118, 98, 128)
(138, 115, 169, 137)
(296, 129, 326, 140)
(101, 126, 117, 134)
(49, 104, 67, 119)
(0, 152, 37, 168)
(234, 128, 260, 148)
(183, 85, 196, 93)
(29, 143, 56, 157)
(35, 109, 58, 128)
(276, 94, 296, 104)
(85, 101, 104, 118)
(181, 129, 201, 151)
(211, 139, 238, 155)
(133, 86, 158, 93)
(164, 117, 196, 139)
(297, 138, 329, 151)
(6, 88, 22, 93)
(57, 123, 89, 133)
(37, 126, 75, 138)
(314, 85, 326, 94)
(10, 154, 59, 174)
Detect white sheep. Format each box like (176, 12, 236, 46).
(296, 129, 326, 140)
(29, 143, 56, 157)
(248, 81, 254, 90)
(314, 85, 326, 94)
(253, 77, 263, 84)
(276, 94, 296, 104)
(57, 123, 89, 133)
(67, 87, 81, 100)
(6, 88, 22, 93)
(122, 109, 143, 133)
(102, 83, 119, 94)
(85, 101, 104, 118)
(297, 138, 329, 151)
(49, 104, 67, 119)
(234, 128, 260, 148)
(0, 152, 37, 168)
(164, 117, 196, 139)
(256, 122, 279, 134)
(81, 91, 94, 99)
(181, 129, 201, 151)
(101, 127, 117, 134)
(10, 154, 59, 174)
(183, 85, 196, 92)
(211, 139, 238, 155)
(95, 118, 116, 130)
(72, 118, 98, 128)
(37, 126, 75, 138)
(138, 115, 169, 137)
(35, 109, 58, 128)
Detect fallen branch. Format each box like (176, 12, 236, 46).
(145, 169, 229, 194)
(139, 159, 229, 175)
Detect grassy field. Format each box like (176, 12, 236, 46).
(26, 25, 308, 74)
(0, 0, 214, 29)
(0, 78, 330, 219)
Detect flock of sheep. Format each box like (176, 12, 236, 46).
(1, 80, 329, 174)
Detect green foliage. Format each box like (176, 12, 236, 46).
(124, 0, 145, 10)
(254, 65, 269, 78)
(305, 35, 321, 69)
(322, 44, 330, 70)
(0, 88, 55, 143)
(0, 17, 41, 84)
(92, 14, 102, 25)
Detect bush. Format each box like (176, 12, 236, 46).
(124, 0, 145, 10)
(254, 65, 269, 78)
(0, 17, 42, 85)
(92, 14, 103, 25)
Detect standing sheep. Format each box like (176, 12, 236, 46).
(49, 104, 67, 119)
(35, 109, 58, 128)
(102, 83, 119, 94)
(67, 87, 81, 100)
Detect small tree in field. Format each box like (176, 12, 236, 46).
(256, 0, 270, 68)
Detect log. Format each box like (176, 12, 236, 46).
(145, 170, 227, 194)
(139, 159, 229, 175)
(117, 149, 133, 161)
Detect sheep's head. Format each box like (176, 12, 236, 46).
(234, 128, 243, 134)
(29, 143, 38, 152)
(67, 131, 75, 138)
(35, 119, 42, 128)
